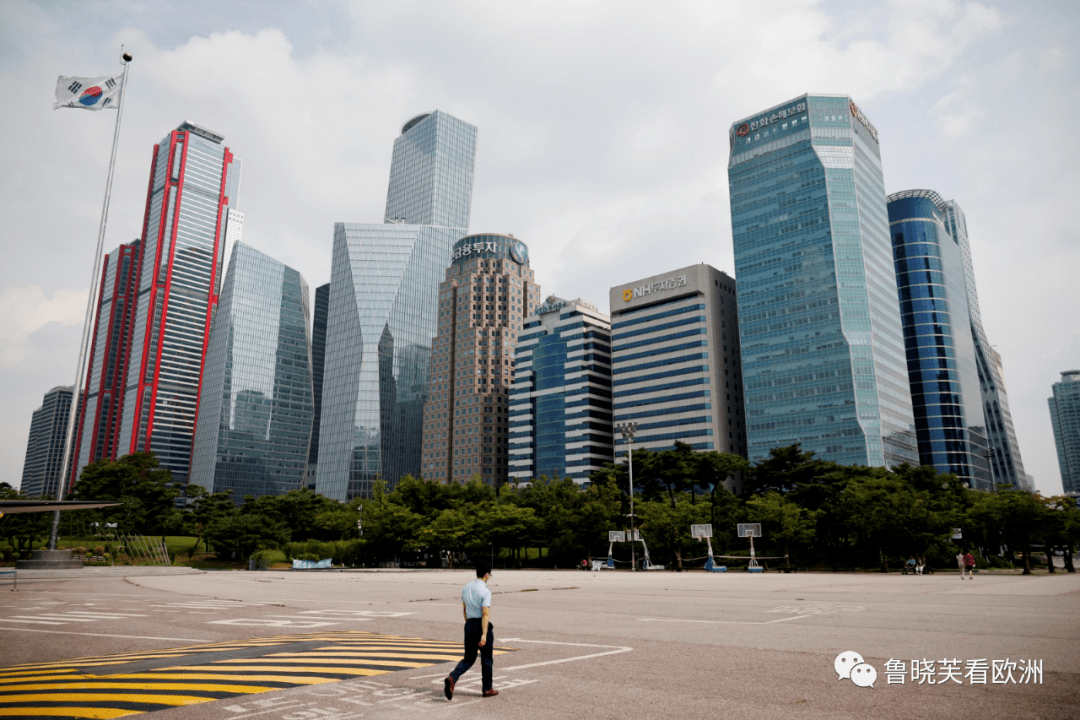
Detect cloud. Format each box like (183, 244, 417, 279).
(0, 286, 87, 365)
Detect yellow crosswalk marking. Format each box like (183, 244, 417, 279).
(177, 664, 388, 675)
(0, 707, 133, 718)
(0, 630, 517, 719)
(0, 692, 213, 707)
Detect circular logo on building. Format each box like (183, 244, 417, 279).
(622, 288, 633, 302)
(736, 123, 750, 137)
(849, 100, 859, 117)
(510, 240, 528, 265)
(79, 86, 104, 106)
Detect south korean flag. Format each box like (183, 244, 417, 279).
(54, 73, 123, 110)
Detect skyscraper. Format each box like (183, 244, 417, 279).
(940, 200, 1026, 488)
(69, 240, 140, 488)
(887, 190, 990, 489)
(422, 234, 540, 485)
(509, 296, 611, 485)
(189, 243, 314, 502)
(609, 264, 747, 460)
(117, 121, 240, 483)
(728, 94, 917, 468)
(21, 386, 74, 498)
(1049, 370, 1080, 496)
(318, 111, 477, 499)
(305, 282, 330, 489)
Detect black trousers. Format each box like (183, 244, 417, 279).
(449, 618, 493, 692)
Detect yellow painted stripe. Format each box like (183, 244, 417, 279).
(0, 706, 134, 718)
(266, 652, 460, 660)
(0, 672, 81, 683)
(0, 681, 278, 693)
(178, 665, 388, 676)
(0, 692, 214, 707)
(211, 657, 430, 668)
(113, 673, 335, 685)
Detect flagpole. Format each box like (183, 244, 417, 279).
(49, 50, 132, 551)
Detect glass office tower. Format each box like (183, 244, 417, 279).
(118, 121, 240, 483)
(317, 111, 477, 500)
(20, 386, 74, 498)
(887, 190, 990, 488)
(940, 200, 1026, 488)
(1049, 370, 1080, 495)
(190, 243, 314, 503)
(728, 94, 917, 467)
(305, 282, 330, 489)
(69, 240, 140, 488)
(509, 296, 611, 485)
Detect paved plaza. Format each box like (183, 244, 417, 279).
(1, 568, 1077, 719)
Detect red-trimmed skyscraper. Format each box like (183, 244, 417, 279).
(116, 121, 242, 483)
(68, 240, 140, 489)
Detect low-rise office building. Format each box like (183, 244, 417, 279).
(509, 297, 613, 485)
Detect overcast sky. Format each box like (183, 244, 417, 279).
(1, 1, 1076, 495)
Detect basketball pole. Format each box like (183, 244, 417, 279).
(50, 50, 132, 551)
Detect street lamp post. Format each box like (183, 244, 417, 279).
(615, 421, 639, 572)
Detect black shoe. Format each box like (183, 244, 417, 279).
(444, 676, 455, 700)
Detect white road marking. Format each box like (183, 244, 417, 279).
(639, 615, 808, 625)
(497, 639, 633, 670)
(0, 618, 66, 625)
(61, 612, 148, 619)
(208, 618, 338, 628)
(297, 610, 414, 617)
(8, 615, 97, 622)
(0, 627, 206, 641)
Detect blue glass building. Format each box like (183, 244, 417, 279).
(422, 234, 539, 485)
(728, 95, 917, 467)
(509, 297, 612, 485)
(1049, 370, 1080, 495)
(190, 243, 314, 503)
(940, 200, 1026, 488)
(317, 111, 477, 499)
(887, 190, 990, 488)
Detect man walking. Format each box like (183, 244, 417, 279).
(444, 563, 498, 699)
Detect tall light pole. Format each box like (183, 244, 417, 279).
(615, 421, 639, 571)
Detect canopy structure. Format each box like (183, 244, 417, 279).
(0, 500, 122, 515)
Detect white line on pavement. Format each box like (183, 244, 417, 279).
(497, 639, 633, 671)
(0, 618, 65, 625)
(638, 615, 808, 625)
(0, 627, 206, 641)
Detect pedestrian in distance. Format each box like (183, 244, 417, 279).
(956, 550, 965, 579)
(963, 551, 976, 580)
(916, 556, 925, 575)
(444, 562, 498, 700)
(905, 555, 916, 574)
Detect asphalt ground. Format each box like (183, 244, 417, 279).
(0, 568, 1077, 720)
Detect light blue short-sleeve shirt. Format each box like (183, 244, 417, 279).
(462, 578, 491, 619)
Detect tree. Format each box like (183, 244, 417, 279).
(837, 469, 913, 572)
(72, 453, 183, 535)
(203, 513, 290, 560)
(184, 485, 237, 554)
(0, 483, 51, 553)
(746, 491, 819, 568)
(637, 495, 711, 569)
(969, 490, 1048, 574)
